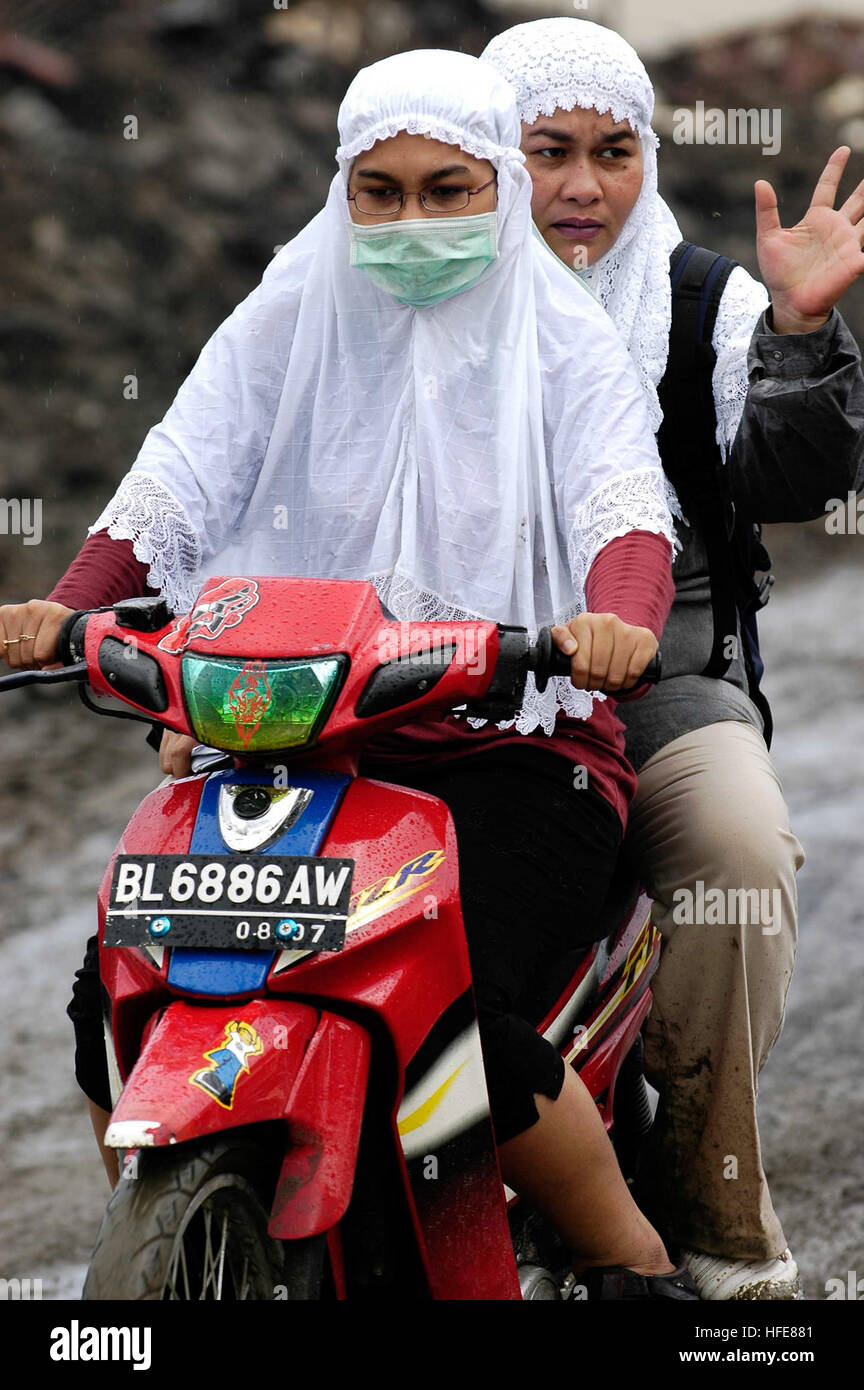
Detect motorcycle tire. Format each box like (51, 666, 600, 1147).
(82, 1133, 287, 1301)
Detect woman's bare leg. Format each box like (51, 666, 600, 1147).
(88, 1100, 120, 1186)
(498, 1065, 674, 1274)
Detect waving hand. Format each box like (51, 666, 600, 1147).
(755, 146, 864, 334)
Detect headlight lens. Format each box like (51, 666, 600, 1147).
(181, 654, 344, 752)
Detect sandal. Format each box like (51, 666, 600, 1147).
(577, 1261, 700, 1300)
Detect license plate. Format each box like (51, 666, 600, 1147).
(104, 853, 354, 952)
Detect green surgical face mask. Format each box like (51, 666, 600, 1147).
(348, 212, 499, 307)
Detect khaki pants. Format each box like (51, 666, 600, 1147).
(625, 720, 804, 1260)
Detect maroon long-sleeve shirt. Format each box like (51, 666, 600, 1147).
(48, 527, 673, 827)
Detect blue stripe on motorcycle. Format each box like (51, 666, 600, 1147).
(167, 767, 351, 996)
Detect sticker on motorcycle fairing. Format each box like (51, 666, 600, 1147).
(104, 852, 354, 951)
(228, 658, 272, 747)
(189, 1020, 263, 1109)
(157, 576, 260, 654)
(269, 848, 445, 976)
(347, 848, 444, 932)
(563, 914, 658, 1065)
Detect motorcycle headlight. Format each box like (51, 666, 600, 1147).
(181, 654, 345, 752)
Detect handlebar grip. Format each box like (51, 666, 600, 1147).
(534, 624, 661, 692)
(638, 651, 662, 685)
(56, 609, 91, 665)
(547, 646, 661, 685)
(57, 599, 164, 666)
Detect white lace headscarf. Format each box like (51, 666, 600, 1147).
(482, 18, 769, 452)
(88, 48, 674, 734)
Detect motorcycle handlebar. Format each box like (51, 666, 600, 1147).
(56, 608, 94, 666)
(0, 612, 661, 715)
(0, 607, 96, 692)
(529, 625, 661, 694)
(0, 661, 89, 691)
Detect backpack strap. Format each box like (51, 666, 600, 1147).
(657, 241, 774, 743)
(669, 241, 736, 345)
(658, 242, 739, 680)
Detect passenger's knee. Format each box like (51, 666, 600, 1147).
(666, 807, 801, 902)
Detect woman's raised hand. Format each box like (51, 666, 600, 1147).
(755, 146, 864, 334)
(0, 600, 74, 670)
(550, 612, 658, 693)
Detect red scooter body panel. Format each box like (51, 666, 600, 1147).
(82, 576, 500, 753)
(266, 776, 472, 1072)
(99, 769, 520, 1295)
(107, 1001, 371, 1237)
(580, 988, 653, 1125)
(97, 776, 204, 1081)
(56, 578, 653, 1301)
(107, 999, 318, 1144)
(270, 1012, 371, 1239)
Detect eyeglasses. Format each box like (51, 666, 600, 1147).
(347, 177, 497, 216)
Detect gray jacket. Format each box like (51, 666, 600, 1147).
(618, 307, 864, 771)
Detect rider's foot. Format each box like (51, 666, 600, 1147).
(681, 1246, 802, 1300)
(572, 1238, 675, 1279)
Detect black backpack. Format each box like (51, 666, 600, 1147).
(657, 241, 775, 747)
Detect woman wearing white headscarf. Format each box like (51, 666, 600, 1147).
(484, 16, 864, 1299)
(4, 50, 706, 1296)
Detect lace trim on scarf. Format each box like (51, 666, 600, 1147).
(521, 89, 653, 137)
(579, 191, 679, 435)
(336, 118, 524, 174)
(372, 468, 678, 737)
(366, 569, 599, 734)
(567, 467, 682, 604)
(481, 18, 656, 134)
(711, 265, 771, 459)
(87, 470, 203, 616)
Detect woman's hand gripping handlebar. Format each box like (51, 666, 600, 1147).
(535, 618, 661, 695)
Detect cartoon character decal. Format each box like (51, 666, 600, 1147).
(158, 577, 260, 654)
(189, 1020, 264, 1109)
(227, 659, 273, 747)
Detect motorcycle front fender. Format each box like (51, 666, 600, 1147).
(104, 998, 371, 1239)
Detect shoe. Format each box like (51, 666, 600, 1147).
(578, 1261, 700, 1301)
(681, 1247, 802, 1301)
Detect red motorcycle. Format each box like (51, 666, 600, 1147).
(3, 575, 661, 1300)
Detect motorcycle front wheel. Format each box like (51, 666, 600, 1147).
(82, 1132, 287, 1301)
